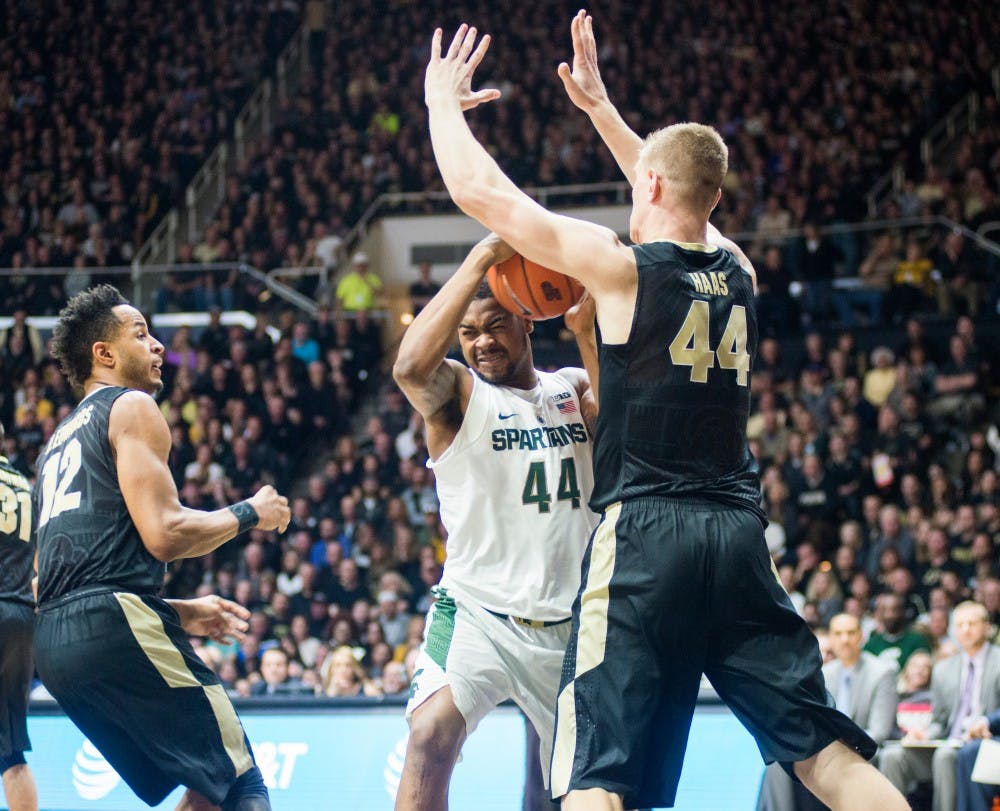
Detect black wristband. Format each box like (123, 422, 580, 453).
(228, 500, 259, 535)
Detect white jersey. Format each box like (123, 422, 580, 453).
(431, 369, 597, 620)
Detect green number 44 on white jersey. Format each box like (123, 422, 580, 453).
(521, 458, 581, 513)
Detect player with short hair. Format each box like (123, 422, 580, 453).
(422, 14, 909, 811)
(0, 421, 38, 811)
(392, 234, 599, 810)
(32, 285, 290, 811)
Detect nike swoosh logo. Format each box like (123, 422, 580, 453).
(498, 413, 517, 420)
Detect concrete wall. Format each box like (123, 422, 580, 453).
(368, 205, 630, 289)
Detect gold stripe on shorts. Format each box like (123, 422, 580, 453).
(550, 501, 620, 796)
(115, 593, 252, 776)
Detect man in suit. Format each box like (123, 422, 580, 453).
(758, 613, 899, 810)
(880, 601, 1000, 811)
(954, 710, 1000, 811)
(250, 647, 310, 696)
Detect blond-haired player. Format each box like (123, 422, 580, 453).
(420, 11, 909, 811)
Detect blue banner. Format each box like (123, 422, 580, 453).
(14, 704, 762, 810)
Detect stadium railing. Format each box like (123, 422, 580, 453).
(133, 27, 311, 270)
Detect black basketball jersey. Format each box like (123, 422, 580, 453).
(590, 241, 765, 520)
(35, 386, 165, 604)
(0, 455, 35, 605)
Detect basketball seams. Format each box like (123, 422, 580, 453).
(563, 275, 578, 311)
(519, 255, 549, 317)
(499, 273, 533, 317)
(488, 254, 583, 320)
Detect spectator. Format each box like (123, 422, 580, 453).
(335, 252, 382, 312)
(926, 336, 985, 428)
(380, 661, 410, 696)
(954, 709, 1000, 811)
(407, 261, 441, 316)
(319, 645, 381, 698)
(376, 590, 410, 650)
(934, 231, 980, 319)
(863, 347, 898, 409)
(888, 239, 935, 323)
(250, 647, 310, 696)
(880, 602, 1000, 809)
(836, 233, 896, 327)
(864, 593, 931, 672)
(794, 222, 843, 325)
(754, 246, 797, 338)
(894, 651, 933, 738)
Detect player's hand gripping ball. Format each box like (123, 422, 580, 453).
(487, 254, 585, 321)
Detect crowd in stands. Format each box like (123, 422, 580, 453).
(0, 0, 298, 313)
(2, 0, 998, 328)
(4, 285, 999, 712)
(147, 0, 999, 320)
(1, 0, 1000, 755)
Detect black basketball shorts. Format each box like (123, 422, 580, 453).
(550, 496, 875, 809)
(34, 588, 257, 806)
(0, 600, 34, 763)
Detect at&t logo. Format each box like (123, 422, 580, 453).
(72, 739, 120, 800)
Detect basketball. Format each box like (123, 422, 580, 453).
(487, 254, 585, 321)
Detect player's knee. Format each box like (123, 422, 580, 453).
(791, 754, 818, 786)
(0, 751, 27, 775)
(408, 709, 464, 762)
(220, 767, 270, 811)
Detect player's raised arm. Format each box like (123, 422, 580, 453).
(424, 25, 634, 300)
(393, 234, 514, 423)
(111, 391, 289, 562)
(562, 292, 599, 433)
(557, 9, 643, 184)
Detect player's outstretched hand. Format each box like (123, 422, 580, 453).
(557, 10, 609, 113)
(425, 24, 501, 112)
(175, 595, 250, 643)
(564, 290, 596, 336)
(248, 485, 290, 533)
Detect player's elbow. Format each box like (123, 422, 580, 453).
(142, 517, 186, 562)
(450, 184, 495, 224)
(143, 537, 176, 563)
(392, 356, 424, 389)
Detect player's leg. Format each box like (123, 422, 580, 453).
(35, 593, 259, 807)
(175, 788, 220, 810)
(0, 603, 38, 811)
(703, 508, 908, 811)
(793, 741, 910, 811)
(175, 767, 271, 811)
(396, 686, 467, 811)
(561, 787, 624, 810)
(1, 760, 38, 811)
(553, 501, 703, 811)
(396, 591, 509, 811)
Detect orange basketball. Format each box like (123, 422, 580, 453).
(487, 254, 585, 321)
